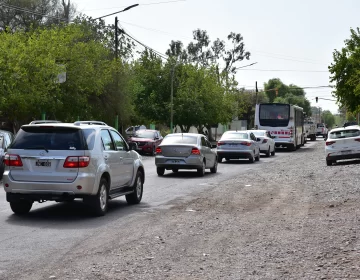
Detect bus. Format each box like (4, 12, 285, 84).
(254, 103, 305, 151)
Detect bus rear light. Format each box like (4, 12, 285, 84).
(4, 154, 23, 167)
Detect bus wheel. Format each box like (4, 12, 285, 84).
(287, 144, 296, 151)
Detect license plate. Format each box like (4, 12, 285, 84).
(35, 160, 51, 167)
(172, 160, 180, 163)
(341, 150, 352, 155)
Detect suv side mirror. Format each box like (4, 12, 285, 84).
(128, 142, 138, 151)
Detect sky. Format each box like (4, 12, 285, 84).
(72, 0, 360, 114)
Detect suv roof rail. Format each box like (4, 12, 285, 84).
(29, 120, 62, 125)
(74, 121, 108, 126)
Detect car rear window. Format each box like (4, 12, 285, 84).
(221, 132, 248, 140)
(317, 124, 324, 128)
(161, 135, 198, 145)
(10, 126, 88, 150)
(329, 129, 360, 139)
(251, 131, 265, 137)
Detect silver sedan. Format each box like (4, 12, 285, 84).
(155, 133, 217, 176)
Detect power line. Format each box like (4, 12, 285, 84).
(236, 69, 328, 73)
(0, 3, 66, 22)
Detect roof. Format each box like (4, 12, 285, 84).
(22, 121, 111, 129)
(224, 130, 249, 133)
(329, 125, 360, 133)
(167, 133, 202, 137)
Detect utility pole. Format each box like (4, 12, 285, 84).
(255, 81, 258, 104)
(170, 63, 175, 133)
(115, 16, 119, 59)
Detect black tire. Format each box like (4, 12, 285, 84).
(326, 159, 333, 166)
(249, 154, 255, 163)
(217, 156, 222, 163)
(86, 177, 109, 216)
(10, 200, 33, 215)
(172, 169, 178, 173)
(210, 159, 218, 173)
(287, 144, 296, 151)
(157, 167, 165, 176)
(271, 147, 275, 156)
(126, 170, 143, 205)
(197, 161, 206, 177)
(265, 147, 270, 157)
(255, 152, 260, 161)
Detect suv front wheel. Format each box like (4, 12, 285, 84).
(10, 200, 33, 215)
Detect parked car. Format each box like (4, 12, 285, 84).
(316, 123, 328, 138)
(217, 130, 261, 163)
(125, 125, 146, 137)
(0, 130, 15, 179)
(127, 129, 163, 155)
(3, 120, 145, 216)
(155, 133, 217, 176)
(325, 125, 360, 166)
(248, 130, 276, 157)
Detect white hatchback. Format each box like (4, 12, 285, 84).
(248, 130, 276, 157)
(325, 125, 360, 166)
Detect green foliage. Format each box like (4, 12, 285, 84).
(322, 110, 335, 128)
(329, 27, 360, 112)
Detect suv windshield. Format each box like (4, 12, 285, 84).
(161, 135, 197, 145)
(134, 131, 155, 139)
(259, 104, 290, 127)
(329, 129, 360, 139)
(10, 126, 87, 150)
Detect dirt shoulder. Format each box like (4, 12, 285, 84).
(16, 142, 360, 279)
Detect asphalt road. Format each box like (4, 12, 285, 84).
(0, 139, 321, 279)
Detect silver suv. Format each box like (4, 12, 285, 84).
(3, 121, 145, 216)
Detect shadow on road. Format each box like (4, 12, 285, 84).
(5, 198, 151, 229)
(156, 171, 218, 178)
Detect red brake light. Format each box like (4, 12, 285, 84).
(241, 142, 252, 146)
(191, 148, 201, 155)
(4, 154, 23, 167)
(156, 147, 162, 154)
(63, 156, 90, 168)
(326, 141, 336, 146)
(354, 138, 360, 142)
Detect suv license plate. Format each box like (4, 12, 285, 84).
(36, 160, 51, 167)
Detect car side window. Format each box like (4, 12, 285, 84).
(250, 133, 256, 141)
(101, 130, 115, 151)
(109, 130, 127, 151)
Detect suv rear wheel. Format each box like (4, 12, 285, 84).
(10, 200, 33, 215)
(85, 177, 109, 216)
(126, 170, 143, 205)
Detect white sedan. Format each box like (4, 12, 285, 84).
(325, 125, 360, 166)
(248, 130, 276, 157)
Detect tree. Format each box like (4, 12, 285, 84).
(322, 110, 335, 128)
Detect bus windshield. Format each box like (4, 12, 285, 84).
(259, 104, 290, 127)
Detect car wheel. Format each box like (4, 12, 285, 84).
(126, 170, 143, 205)
(9, 200, 33, 215)
(217, 156, 223, 163)
(172, 169, 178, 173)
(210, 159, 218, 173)
(255, 152, 260, 161)
(85, 177, 109, 216)
(271, 146, 275, 156)
(197, 161, 206, 177)
(265, 147, 270, 157)
(157, 167, 165, 176)
(248, 154, 255, 163)
(326, 159, 333, 166)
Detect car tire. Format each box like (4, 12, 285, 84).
(197, 161, 206, 177)
(210, 159, 217, 173)
(271, 147, 275, 156)
(249, 154, 255, 163)
(172, 169, 178, 173)
(265, 147, 270, 157)
(157, 167, 165, 176)
(9, 200, 33, 215)
(255, 151, 260, 161)
(217, 156, 223, 163)
(126, 170, 143, 205)
(86, 177, 109, 217)
(326, 159, 333, 166)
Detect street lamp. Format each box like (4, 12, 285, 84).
(93, 4, 139, 59)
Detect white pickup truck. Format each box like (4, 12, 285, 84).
(304, 120, 316, 141)
(316, 123, 328, 138)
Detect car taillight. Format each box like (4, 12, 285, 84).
(262, 139, 268, 143)
(355, 138, 360, 142)
(241, 142, 252, 146)
(217, 142, 224, 146)
(191, 148, 201, 155)
(156, 147, 162, 154)
(4, 154, 23, 167)
(290, 129, 293, 136)
(63, 156, 90, 168)
(326, 141, 336, 146)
